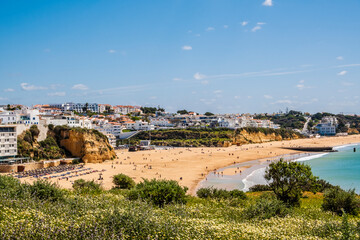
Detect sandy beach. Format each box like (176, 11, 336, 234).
(17, 135, 360, 195)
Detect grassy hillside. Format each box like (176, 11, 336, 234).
(125, 127, 302, 147)
(0, 175, 359, 239)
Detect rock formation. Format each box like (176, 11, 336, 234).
(59, 129, 116, 163)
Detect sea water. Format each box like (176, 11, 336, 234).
(297, 144, 360, 193)
(197, 144, 360, 193)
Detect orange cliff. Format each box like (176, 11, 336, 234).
(59, 129, 116, 163)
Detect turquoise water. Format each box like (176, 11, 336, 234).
(298, 144, 360, 193)
(197, 144, 360, 193)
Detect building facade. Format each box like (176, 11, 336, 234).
(0, 126, 17, 158)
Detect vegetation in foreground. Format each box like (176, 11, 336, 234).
(0, 161, 359, 239)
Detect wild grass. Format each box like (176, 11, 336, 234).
(0, 175, 359, 239)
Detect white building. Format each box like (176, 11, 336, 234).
(94, 122, 123, 138)
(49, 103, 99, 113)
(150, 118, 174, 128)
(0, 125, 17, 158)
(124, 120, 155, 131)
(316, 123, 336, 136)
(42, 115, 93, 129)
(105, 133, 116, 148)
(0, 110, 17, 125)
(17, 109, 40, 125)
(113, 105, 142, 115)
(98, 104, 113, 113)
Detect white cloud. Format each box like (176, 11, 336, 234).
(337, 70, 347, 76)
(201, 80, 209, 85)
(4, 88, 14, 92)
(194, 72, 206, 80)
(72, 84, 89, 90)
(48, 92, 66, 97)
(251, 26, 262, 32)
(108, 49, 116, 53)
(195, 34, 201, 37)
(50, 84, 61, 90)
(336, 56, 344, 61)
(342, 81, 354, 86)
(335, 63, 360, 68)
(173, 78, 182, 81)
(20, 83, 47, 91)
(182, 45, 192, 50)
(295, 80, 310, 90)
(0, 97, 8, 101)
(264, 95, 273, 99)
(272, 100, 292, 104)
(241, 21, 248, 26)
(149, 96, 157, 100)
(257, 22, 266, 25)
(223, 25, 229, 29)
(200, 98, 216, 105)
(214, 90, 223, 94)
(234, 96, 240, 99)
(206, 27, 215, 31)
(296, 84, 305, 90)
(262, 0, 273, 6)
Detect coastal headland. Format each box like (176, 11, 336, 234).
(17, 134, 360, 195)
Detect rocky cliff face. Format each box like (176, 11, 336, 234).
(59, 129, 116, 163)
(231, 129, 300, 146)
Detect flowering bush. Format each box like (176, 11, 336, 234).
(0, 176, 359, 239)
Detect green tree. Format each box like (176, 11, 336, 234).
(204, 112, 214, 116)
(177, 109, 188, 115)
(29, 125, 40, 139)
(113, 174, 135, 189)
(264, 159, 318, 206)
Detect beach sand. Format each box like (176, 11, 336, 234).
(17, 135, 360, 195)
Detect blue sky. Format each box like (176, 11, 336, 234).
(1, 0, 360, 114)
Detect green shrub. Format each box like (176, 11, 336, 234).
(248, 184, 272, 192)
(265, 159, 318, 206)
(72, 158, 81, 164)
(196, 187, 247, 200)
(244, 193, 290, 219)
(129, 179, 188, 207)
(113, 174, 136, 189)
(73, 179, 102, 194)
(196, 187, 213, 199)
(30, 125, 40, 138)
(0, 175, 28, 198)
(322, 188, 360, 216)
(29, 180, 64, 202)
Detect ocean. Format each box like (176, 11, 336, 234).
(197, 143, 360, 194)
(296, 144, 360, 193)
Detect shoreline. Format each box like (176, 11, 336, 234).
(197, 141, 360, 194)
(12, 135, 360, 195)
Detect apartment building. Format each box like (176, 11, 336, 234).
(316, 123, 336, 136)
(50, 103, 99, 113)
(0, 125, 17, 158)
